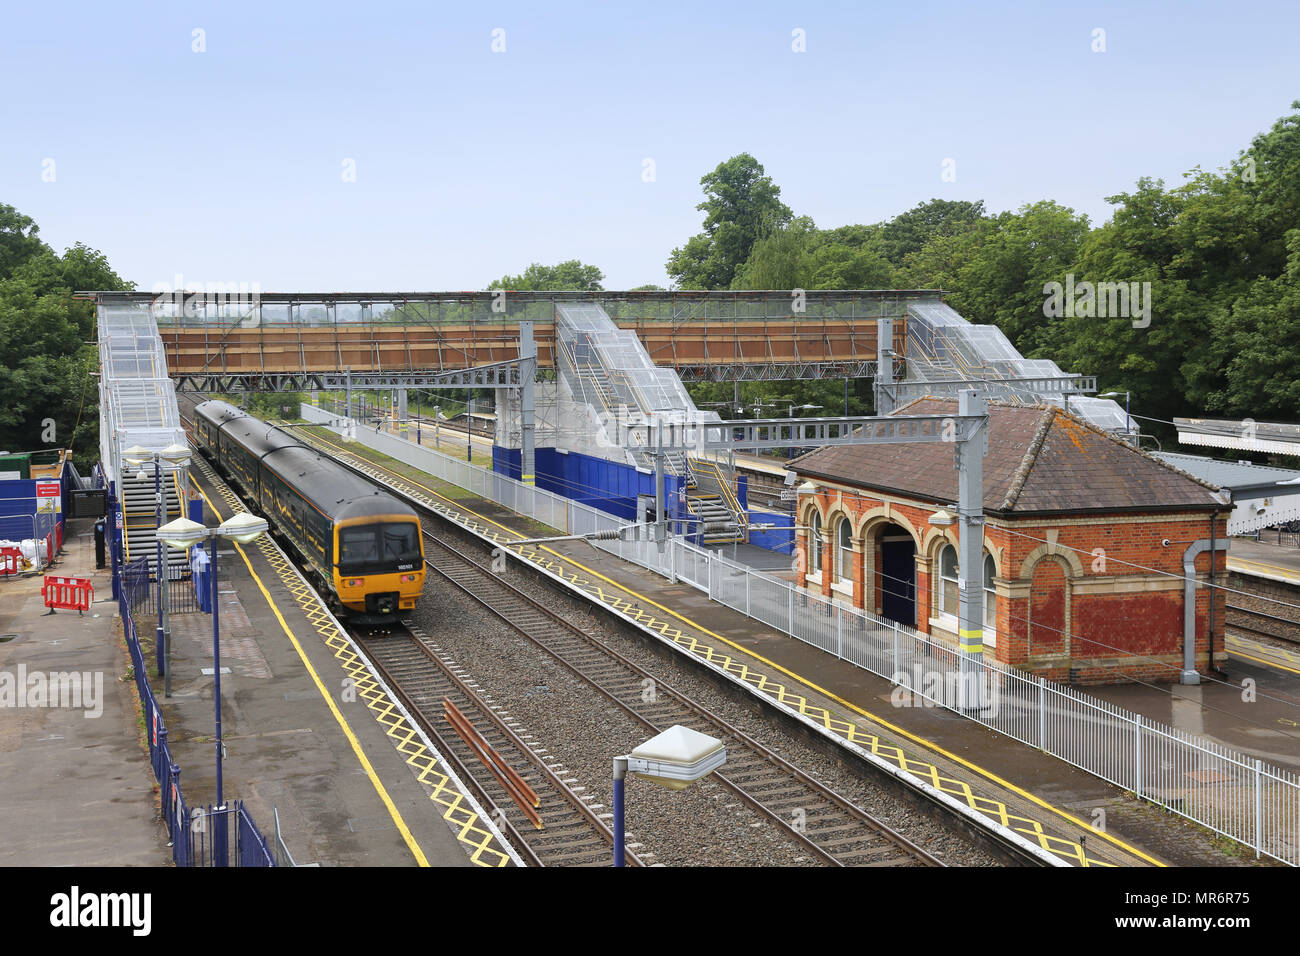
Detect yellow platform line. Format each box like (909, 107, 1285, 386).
(1228, 556, 1300, 585)
(1226, 635, 1300, 676)
(192, 459, 510, 868)
(291, 427, 1163, 868)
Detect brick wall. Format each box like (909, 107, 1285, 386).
(794, 481, 1227, 684)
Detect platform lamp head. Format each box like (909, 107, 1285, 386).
(157, 517, 206, 550)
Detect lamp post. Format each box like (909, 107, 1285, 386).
(158, 510, 269, 865)
(434, 405, 440, 450)
(1099, 391, 1133, 441)
(613, 724, 725, 866)
(467, 396, 474, 463)
(123, 443, 192, 698)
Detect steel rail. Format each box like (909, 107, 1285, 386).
(358, 625, 646, 867)
(420, 530, 944, 867)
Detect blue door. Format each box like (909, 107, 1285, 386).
(879, 536, 916, 627)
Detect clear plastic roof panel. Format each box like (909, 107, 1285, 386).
(97, 302, 191, 486)
(903, 298, 1130, 434)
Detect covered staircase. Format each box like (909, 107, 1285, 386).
(553, 302, 751, 543)
(120, 469, 187, 580)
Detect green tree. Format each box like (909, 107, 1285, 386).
(667, 153, 792, 289)
(877, 199, 988, 265)
(0, 204, 46, 278)
(1207, 228, 1300, 420)
(730, 217, 819, 290)
(0, 222, 131, 469)
(488, 260, 604, 291)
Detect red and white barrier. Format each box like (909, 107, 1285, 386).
(0, 547, 22, 576)
(41, 575, 94, 614)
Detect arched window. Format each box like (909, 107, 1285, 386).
(983, 553, 998, 645)
(939, 544, 959, 617)
(837, 517, 853, 583)
(809, 512, 823, 578)
(937, 546, 999, 642)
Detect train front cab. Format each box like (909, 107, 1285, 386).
(333, 514, 425, 616)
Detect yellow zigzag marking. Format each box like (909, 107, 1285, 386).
(192, 456, 509, 868)
(296, 427, 1116, 867)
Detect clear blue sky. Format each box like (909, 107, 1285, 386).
(3, 0, 1297, 291)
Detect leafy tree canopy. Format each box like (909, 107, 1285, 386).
(0, 206, 132, 469)
(488, 260, 604, 292)
(667, 153, 792, 290)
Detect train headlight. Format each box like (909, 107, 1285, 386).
(346, 578, 363, 587)
(400, 574, 416, 583)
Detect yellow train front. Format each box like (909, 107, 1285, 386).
(194, 399, 425, 620)
(332, 499, 425, 617)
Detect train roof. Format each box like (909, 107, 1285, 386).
(196, 400, 418, 523)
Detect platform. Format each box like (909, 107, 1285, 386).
(288, 423, 1288, 868)
(145, 459, 516, 867)
(1227, 536, 1300, 585)
(0, 519, 170, 866)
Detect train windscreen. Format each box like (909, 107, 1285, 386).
(339, 522, 422, 573)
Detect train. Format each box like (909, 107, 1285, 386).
(193, 399, 425, 619)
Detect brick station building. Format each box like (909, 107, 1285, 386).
(790, 398, 1229, 683)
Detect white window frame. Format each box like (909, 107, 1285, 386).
(931, 545, 998, 648)
(837, 517, 853, 584)
(807, 512, 823, 585)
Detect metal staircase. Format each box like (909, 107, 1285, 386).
(120, 469, 187, 580)
(687, 456, 748, 544)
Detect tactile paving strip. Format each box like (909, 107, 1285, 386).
(289, 428, 1144, 867)
(191, 455, 511, 867)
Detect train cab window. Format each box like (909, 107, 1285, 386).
(339, 527, 380, 564)
(381, 523, 419, 561)
(339, 522, 422, 571)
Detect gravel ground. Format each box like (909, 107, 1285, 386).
(410, 522, 1001, 867)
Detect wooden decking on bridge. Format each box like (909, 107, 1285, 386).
(160, 318, 901, 374)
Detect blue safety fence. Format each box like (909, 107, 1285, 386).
(112, 493, 275, 867)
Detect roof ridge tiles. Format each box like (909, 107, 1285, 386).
(1000, 406, 1056, 511)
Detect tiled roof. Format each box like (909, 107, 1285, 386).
(791, 398, 1224, 515)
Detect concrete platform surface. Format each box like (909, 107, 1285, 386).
(0, 520, 170, 866)
(175, 462, 497, 867)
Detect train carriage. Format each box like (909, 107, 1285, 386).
(193, 400, 424, 618)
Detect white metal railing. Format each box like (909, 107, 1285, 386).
(300, 403, 1300, 866)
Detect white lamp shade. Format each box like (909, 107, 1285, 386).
(123, 444, 152, 465)
(627, 725, 726, 791)
(797, 481, 818, 495)
(218, 511, 269, 544)
(160, 443, 192, 465)
(928, 509, 956, 527)
(158, 517, 207, 549)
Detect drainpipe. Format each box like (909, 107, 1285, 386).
(1182, 534, 1226, 685)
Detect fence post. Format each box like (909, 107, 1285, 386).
(170, 764, 182, 842)
(707, 551, 713, 600)
(1254, 759, 1263, 859)
(745, 571, 751, 617)
(836, 607, 843, 660)
(1134, 714, 1143, 799)
(1038, 677, 1047, 750)
(787, 585, 794, 635)
(892, 622, 900, 679)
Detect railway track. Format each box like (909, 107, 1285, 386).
(270, 419, 945, 864)
(418, 528, 943, 867)
(356, 623, 645, 867)
(1225, 603, 1300, 646)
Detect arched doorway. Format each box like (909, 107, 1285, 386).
(874, 521, 916, 627)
